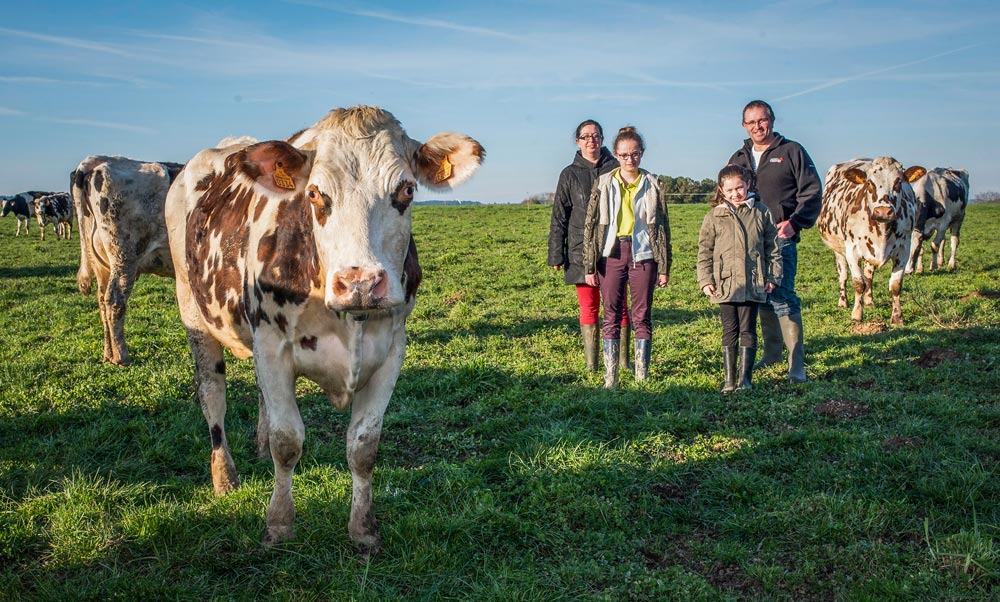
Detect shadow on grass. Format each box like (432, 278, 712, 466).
(0, 264, 79, 279)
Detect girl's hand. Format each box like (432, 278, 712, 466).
(657, 274, 669, 288)
(764, 282, 776, 293)
(585, 274, 598, 287)
(702, 284, 715, 297)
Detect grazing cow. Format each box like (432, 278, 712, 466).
(817, 157, 926, 325)
(33, 192, 74, 240)
(1, 191, 52, 236)
(165, 106, 483, 554)
(906, 167, 969, 273)
(72, 156, 184, 366)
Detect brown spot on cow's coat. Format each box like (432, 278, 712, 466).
(254, 195, 269, 222)
(100, 196, 110, 214)
(256, 196, 321, 307)
(815, 400, 872, 419)
(300, 336, 317, 350)
(914, 348, 960, 368)
(93, 170, 104, 193)
(195, 173, 215, 191)
(403, 234, 422, 303)
(215, 360, 226, 375)
(275, 313, 288, 333)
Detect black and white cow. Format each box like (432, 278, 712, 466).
(32, 192, 74, 240)
(906, 167, 970, 273)
(1, 191, 52, 236)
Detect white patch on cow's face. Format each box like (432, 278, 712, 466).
(307, 128, 414, 312)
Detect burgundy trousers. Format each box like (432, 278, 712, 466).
(597, 239, 657, 340)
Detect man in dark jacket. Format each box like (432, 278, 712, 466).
(728, 100, 822, 382)
(548, 119, 629, 372)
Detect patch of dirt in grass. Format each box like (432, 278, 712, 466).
(642, 537, 763, 598)
(851, 319, 888, 335)
(442, 289, 466, 305)
(881, 436, 924, 450)
(649, 482, 688, 503)
(914, 347, 961, 367)
(960, 289, 1000, 302)
(815, 399, 872, 419)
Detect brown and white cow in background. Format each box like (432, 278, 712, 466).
(906, 167, 969, 274)
(817, 157, 926, 325)
(33, 192, 74, 240)
(72, 156, 185, 366)
(165, 106, 483, 554)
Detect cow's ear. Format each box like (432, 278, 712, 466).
(227, 141, 310, 193)
(413, 133, 485, 190)
(844, 168, 868, 186)
(904, 166, 926, 183)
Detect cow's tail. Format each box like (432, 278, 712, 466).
(71, 167, 93, 296)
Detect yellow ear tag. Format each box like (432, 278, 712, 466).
(434, 155, 453, 184)
(273, 163, 296, 190)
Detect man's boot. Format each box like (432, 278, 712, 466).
(634, 338, 651, 382)
(779, 314, 807, 382)
(755, 306, 783, 369)
(602, 339, 620, 389)
(620, 324, 634, 373)
(739, 346, 757, 390)
(581, 324, 600, 373)
(721, 346, 738, 394)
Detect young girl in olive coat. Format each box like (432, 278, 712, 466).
(697, 165, 782, 393)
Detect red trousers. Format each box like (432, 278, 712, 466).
(576, 284, 630, 327)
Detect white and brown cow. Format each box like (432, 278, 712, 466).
(906, 167, 969, 273)
(818, 157, 926, 325)
(72, 156, 185, 366)
(164, 106, 483, 554)
(33, 192, 74, 240)
(1, 191, 52, 236)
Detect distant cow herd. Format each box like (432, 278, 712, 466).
(0, 107, 972, 552)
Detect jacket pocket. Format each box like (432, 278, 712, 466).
(717, 268, 732, 299)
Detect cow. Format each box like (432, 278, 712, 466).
(1, 191, 52, 236)
(72, 156, 185, 366)
(32, 192, 74, 240)
(164, 106, 483, 554)
(906, 167, 969, 273)
(817, 157, 926, 326)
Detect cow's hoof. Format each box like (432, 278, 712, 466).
(262, 525, 296, 547)
(354, 535, 382, 560)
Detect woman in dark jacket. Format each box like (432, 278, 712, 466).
(548, 119, 630, 372)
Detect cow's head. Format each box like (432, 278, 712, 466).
(229, 106, 483, 313)
(843, 157, 925, 224)
(0, 199, 10, 217)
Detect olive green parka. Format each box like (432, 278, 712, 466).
(697, 198, 782, 304)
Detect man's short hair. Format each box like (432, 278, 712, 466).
(743, 100, 775, 122)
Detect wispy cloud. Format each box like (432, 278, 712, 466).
(0, 27, 139, 58)
(282, 0, 528, 42)
(0, 106, 25, 116)
(776, 44, 983, 100)
(46, 118, 158, 135)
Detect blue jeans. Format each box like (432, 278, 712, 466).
(764, 238, 801, 317)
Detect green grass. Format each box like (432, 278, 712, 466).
(2, 204, 999, 600)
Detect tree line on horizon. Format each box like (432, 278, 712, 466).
(521, 175, 717, 205)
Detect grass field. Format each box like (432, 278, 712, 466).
(1, 203, 999, 601)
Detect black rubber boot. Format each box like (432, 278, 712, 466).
(722, 346, 738, 394)
(755, 306, 783, 369)
(779, 314, 807, 383)
(739, 346, 757, 390)
(602, 339, 620, 389)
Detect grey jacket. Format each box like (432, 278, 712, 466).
(697, 198, 782, 304)
(583, 168, 671, 276)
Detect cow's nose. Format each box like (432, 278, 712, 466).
(872, 206, 895, 222)
(331, 267, 388, 305)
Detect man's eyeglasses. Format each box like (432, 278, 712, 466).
(577, 133, 602, 141)
(742, 118, 771, 128)
(617, 152, 642, 162)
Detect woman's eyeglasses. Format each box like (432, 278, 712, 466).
(577, 133, 602, 141)
(616, 152, 642, 162)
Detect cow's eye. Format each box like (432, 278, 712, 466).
(307, 184, 322, 202)
(395, 182, 416, 205)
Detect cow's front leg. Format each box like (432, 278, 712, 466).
(888, 257, 906, 326)
(862, 262, 875, 307)
(345, 321, 405, 557)
(834, 253, 849, 308)
(255, 339, 301, 547)
(845, 249, 865, 322)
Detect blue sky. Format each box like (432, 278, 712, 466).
(2, 1, 998, 203)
